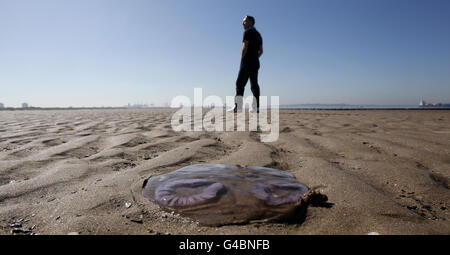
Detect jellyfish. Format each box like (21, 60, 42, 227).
(142, 164, 325, 226)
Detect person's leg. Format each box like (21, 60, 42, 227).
(235, 65, 250, 111)
(249, 67, 260, 110)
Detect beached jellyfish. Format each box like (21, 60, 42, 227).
(142, 164, 325, 226)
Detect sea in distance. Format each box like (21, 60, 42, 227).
(279, 104, 450, 110)
(2, 104, 450, 111)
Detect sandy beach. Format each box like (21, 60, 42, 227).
(0, 109, 449, 235)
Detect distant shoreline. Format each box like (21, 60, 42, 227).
(1, 106, 449, 111)
(0, 107, 170, 111)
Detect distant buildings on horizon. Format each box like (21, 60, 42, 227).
(0, 102, 170, 109)
(419, 100, 450, 108)
(125, 102, 170, 108)
(0, 102, 31, 109)
(126, 103, 152, 109)
(0, 100, 449, 110)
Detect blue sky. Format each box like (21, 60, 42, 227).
(1, 0, 449, 107)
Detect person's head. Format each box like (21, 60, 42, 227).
(243, 15, 255, 29)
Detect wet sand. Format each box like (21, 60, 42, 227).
(0, 109, 449, 234)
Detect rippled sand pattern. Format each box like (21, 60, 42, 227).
(0, 109, 449, 234)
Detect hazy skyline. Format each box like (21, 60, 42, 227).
(1, 0, 449, 107)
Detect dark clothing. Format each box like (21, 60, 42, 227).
(242, 27, 263, 68)
(235, 27, 262, 110)
(236, 64, 260, 108)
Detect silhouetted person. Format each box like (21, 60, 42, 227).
(233, 15, 263, 112)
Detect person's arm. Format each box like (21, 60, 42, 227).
(241, 41, 249, 62)
(258, 44, 263, 58)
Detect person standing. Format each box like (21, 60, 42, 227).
(233, 15, 263, 113)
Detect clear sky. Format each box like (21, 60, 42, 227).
(1, 0, 449, 107)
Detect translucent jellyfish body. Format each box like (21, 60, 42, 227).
(142, 164, 310, 226)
